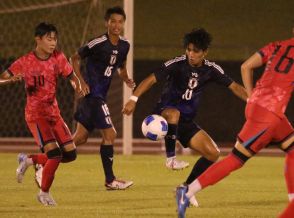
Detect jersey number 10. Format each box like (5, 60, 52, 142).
(274, 45, 294, 74)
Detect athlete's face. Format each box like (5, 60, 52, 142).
(106, 13, 125, 36)
(35, 32, 57, 55)
(186, 43, 207, 67)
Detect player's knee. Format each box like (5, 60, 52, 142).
(162, 108, 180, 123)
(46, 147, 62, 159)
(61, 149, 77, 163)
(232, 147, 250, 165)
(74, 133, 88, 145)
(104, 131, 117, 142)
(206, 149, 220, 162)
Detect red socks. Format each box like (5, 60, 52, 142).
(198, 153, 244, 189)
(41, 158, 61, 192)
(285, 149, 294, 199)
(279, 200, 294, 218)
(29, 154, 48, 165)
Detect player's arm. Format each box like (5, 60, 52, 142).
(70, 52, 90, 95)
(240, 52, 263, 97)
(68, 71, 84, 97)
(228, 81, 248, 101)
(117, 60, 136, 89)
(0, 71, 22, 85)
(122, 73, 157, 115)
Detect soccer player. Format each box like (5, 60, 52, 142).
(71, 6, 135, 190)
(122, 28, 247, 205)
(175, 29, 294, 218)
(0, 22, 83, 206)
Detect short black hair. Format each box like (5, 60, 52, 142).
(183, 28, 212, 51)
(34, 22, 58, 37)
(104, 6, 126, 21)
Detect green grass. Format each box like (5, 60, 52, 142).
(0, 153, 288, 218)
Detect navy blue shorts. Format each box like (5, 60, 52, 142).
(153, 106, 201, 147)
(177, 119, 201, 147)
(74, 96, 113, 131)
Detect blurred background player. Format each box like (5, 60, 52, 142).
(123, 28, 247, 205)
(0, 22, 83, 206)
(71, 6, 135, 190)
(176, 28, 294, 218)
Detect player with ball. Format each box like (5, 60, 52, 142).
(123, 28, 247, 207)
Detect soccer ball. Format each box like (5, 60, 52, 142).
(141, 114, 168, 141)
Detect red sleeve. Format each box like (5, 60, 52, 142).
(8, 57, 25, 76)
(257, 42, 278, 64)
(56, 52, 73, 77)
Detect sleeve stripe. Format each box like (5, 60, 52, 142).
(164, 55, 186, 67)
(204, 60, 224, 74)
(87, 36, 107, 48)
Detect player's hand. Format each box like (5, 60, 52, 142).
(80, 81, 90, 96)
(122, 100, 136, 115)
(10, 75, 22, 83)
(125, 78, 136, 90)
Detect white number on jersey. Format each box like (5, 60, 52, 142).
(104, 66, 113, 77)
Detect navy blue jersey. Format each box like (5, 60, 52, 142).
(78, 33, 130, 100)
(154, 55, 233, 120)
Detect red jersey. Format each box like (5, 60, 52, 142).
(248, 38, 294, 117)
(8, 51, 73, 122)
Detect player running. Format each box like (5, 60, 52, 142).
(176, 28, 294, 218)
(71, 6, 135, 190)
(123, 28, 247, 206)
(0, 22, 84, 206)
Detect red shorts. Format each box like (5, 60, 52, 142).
(238, 103, 293, 154)
(27, 116, 73, 150)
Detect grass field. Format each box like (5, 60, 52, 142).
(0, 153, 288, 218)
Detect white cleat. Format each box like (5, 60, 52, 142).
(189, 195, 199, 207)
(105, 179, 133, 190)
(16, 153, 30, 183)
(166, 157, 189, 170)
(34, 164, 43, 188)
(37, 190, 57, 206)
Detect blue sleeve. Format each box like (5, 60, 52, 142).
(78, 45, 91, 59)
(154, 60, 178, 82)
(211, 66, 233, 87)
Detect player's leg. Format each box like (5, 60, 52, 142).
(279, 200, 294, 218)
(73, 122, 89, 146)
(275, 117, 294, 202)
(23, 119, 62, 205)
(73, 96, 93, 146)
(99, 126, 133, 190)
(176, 124, 219, 207)
(161, 108, 189, 170)
(283, 138, 294, 201)
(53, 117, 77, 163)
(16, 121, 50, 183)
(185, 129, 220, 185)
(186, 110, 277, 197)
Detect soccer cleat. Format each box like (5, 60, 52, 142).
(34, 164, 43, 188)
(189, 195, 199, 207)
(166, 157, 189, 170)
(37, 190, 57, 206)
(105, 179, 133, 190)
(176, 185, 190, 218)
(16, 153, 30, 183)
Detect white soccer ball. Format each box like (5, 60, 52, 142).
(141, 114, 168, 141)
